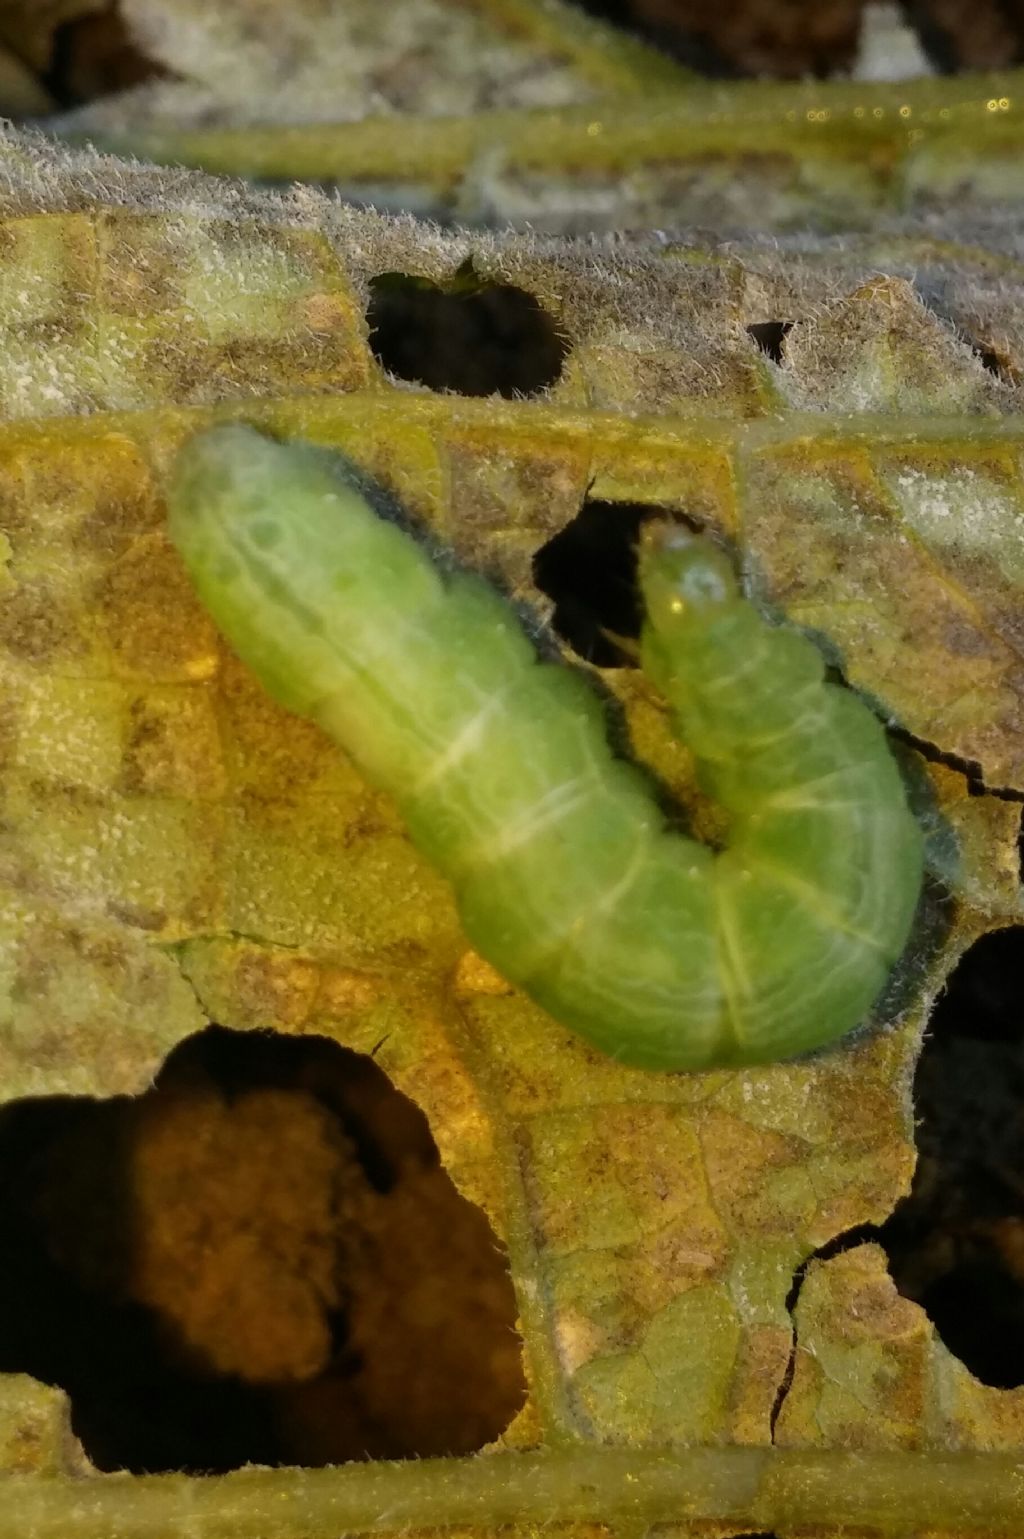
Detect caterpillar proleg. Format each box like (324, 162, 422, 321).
(167, 425, 923, 1071)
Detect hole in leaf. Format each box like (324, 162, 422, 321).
(44, 9, 171, 108)
(880, 927, 1024, 1387)
(898, 0, 1024, 73)
(896, 1, 962, 73)
(971, 341, 1021, 386)
(746, 321, 792, 365)
(0, 1025, 526, 1473)
(910, 286, 1024, 386)
(551, 0, 739, 72)
(367, 268, 567, 397)
(562, 0, 859, 74)
(533, 498, 670, 667)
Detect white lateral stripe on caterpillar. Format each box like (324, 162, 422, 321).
(167, 425, 925, 1072)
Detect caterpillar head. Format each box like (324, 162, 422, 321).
(637, 523, 738, 640)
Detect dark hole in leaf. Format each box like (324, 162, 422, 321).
(896, 1, 961, 72)
(43, 9, 172, 108)
(367, 268, 567, 397)
(746, 321, 793, 365)
(896, 0, 1024, 73)
(970, 341, 1021, 386)
(0, 1025, 525, 1473)
(533, 498, 669, 667)
(913, 281, 1023, 384)
(555, 0, 738, 71)
(880, 927, 1024, 1387)
(561, 0, 858, 75)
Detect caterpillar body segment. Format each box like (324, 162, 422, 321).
(168, 426, 923, 1071)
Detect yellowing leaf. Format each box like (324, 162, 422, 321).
(0, 121, 1022, 1536)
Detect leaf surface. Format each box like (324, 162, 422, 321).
(0, 124, 1022, 1536)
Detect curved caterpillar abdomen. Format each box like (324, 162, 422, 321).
(168, 425, 923, 1071)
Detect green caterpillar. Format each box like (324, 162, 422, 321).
(167, 425, 923, 1071)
